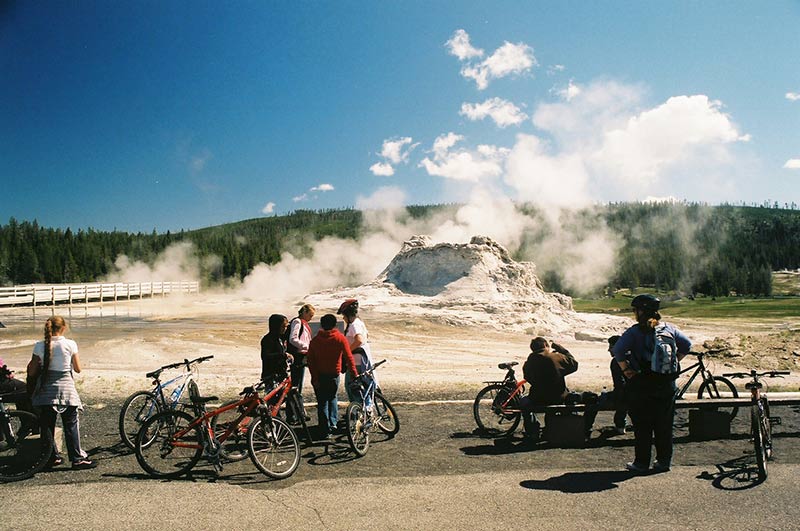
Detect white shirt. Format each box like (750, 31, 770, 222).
(345, 317, 372, 365)
(33, 336, 78, 371)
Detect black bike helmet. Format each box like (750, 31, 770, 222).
(337, 298, 359, 316)
(631, 294, 660, 312)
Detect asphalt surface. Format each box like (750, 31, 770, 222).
(2, 393, 800, 530)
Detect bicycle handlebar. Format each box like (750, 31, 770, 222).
(356, 359, 386, 380)
(723, 370, 791, 379)
(146, 355, 214, 379)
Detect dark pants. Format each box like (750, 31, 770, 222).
(626, 376, 676, 467)
(39, 405, 88, 464)
(288, 357, 307, 421)
(520, 394, 596, 440)
(313, 375, 340, 437)
(610, 360, 629, 429)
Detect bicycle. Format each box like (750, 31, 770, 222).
(675, 349, 739, 419)
(473, 362, 526, 436)
(134, 380, 300, 480)
(723, 369, 790, 480)
(118, 355, 213, 450)
(345, 359, 400, 457)
(0, 366, 54, 482)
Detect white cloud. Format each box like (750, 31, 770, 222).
(557, 80, 581, 101)
(786, 92, 800, 101)
(592, 95, 749, 184)
(292, 193, 308, 202)
(370, 136, 418, 176)
(261, 202, 275, 214)
(310, 183, 334, 192)
(547, 64, 566, 75)
(461, 41, 537, 90)
(420, 132, 508, 182)
(370, 162, 395, 176)
(380, 137, 416, 164)
(784, 159, 800, 169)
(460, 97, 528, 127)
(190, 149, 212, 173)
(445, 29, 484, 61)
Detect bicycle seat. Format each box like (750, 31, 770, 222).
(190, 395, 219, 404)
(145, 369, 162, 379)
(498, 362, 518, 370)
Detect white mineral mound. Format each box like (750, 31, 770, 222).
(307, 235, 621, 338)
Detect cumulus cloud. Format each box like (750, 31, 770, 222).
(786, 92, 800, 101)
(420, 133, 508, 182)
(460, 97, 528, 127)
(261, 202, 276, 214)
(448, 30, 536, 90)
(446, 29, 484, 60)
(370, 137, 418, 176)
(310, 183, 334, 192)
(591, 95, 749, 185)
(784, 159, 800, 169)
(556, 80, 581, 101)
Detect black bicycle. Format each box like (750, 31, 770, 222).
(0, 366, 54, 482)
(723, 369, 789, 480)
(675, 349, 739, 419)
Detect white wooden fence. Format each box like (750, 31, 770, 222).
(0, 281, 200, 308)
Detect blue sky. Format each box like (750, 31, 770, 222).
(2, 1, 799, 232)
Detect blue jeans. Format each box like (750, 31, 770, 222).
(313, 375, 340, 436)
(39, 405, 88, 463)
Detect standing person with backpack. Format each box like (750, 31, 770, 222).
(285, 304, 315, 424)
(612, 295, 691, 473)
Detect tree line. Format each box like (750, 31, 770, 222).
(1, 203, 798, 297)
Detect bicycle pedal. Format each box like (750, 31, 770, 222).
(769, 416, 782, 425)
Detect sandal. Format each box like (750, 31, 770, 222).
(71, 459, 97, 470)
(46, 456, 64, 468)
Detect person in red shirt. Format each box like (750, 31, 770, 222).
(306, 313, 358, 439)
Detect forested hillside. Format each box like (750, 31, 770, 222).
(1, 203, 798, 297)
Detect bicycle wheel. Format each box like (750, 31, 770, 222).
(0, 410, 54, 483)
(210, 400, 249, 462)
(373, 392, 400, 436)
(247, 416, 300, 479)
(135, 410, 202, 479)
(697, 376, 739, 420)
(752, 404, 768, 480)
(119, 391, 161, 450)
(473, 384, 521, 436)
(346, 402, 369, 456)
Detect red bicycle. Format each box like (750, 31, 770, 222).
(473, 362, 527, 436)
(134, 380, 300, 479)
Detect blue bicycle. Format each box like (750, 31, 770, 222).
(345, 359, 399, 457)
(118, 355, 213, 449)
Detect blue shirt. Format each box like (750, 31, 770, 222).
(612, 322, 691, 372)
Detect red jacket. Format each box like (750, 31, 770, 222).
(306, 329, 357, 385)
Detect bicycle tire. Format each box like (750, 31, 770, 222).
(119, 391, 161, 450)
(373, 392, 400, 436)
(210, 400, 249, 462)
(247, 416, 300, 479)
(752, 403, 768, 480)
(0, 410, 54, 483)
(345, 402, 369, 456)
(473, 383, 521, 436)
(697, 376, 739, 420)
(135, 409, 202, 479)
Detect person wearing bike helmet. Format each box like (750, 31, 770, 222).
(337, 299, 376, 402)
(612, 294, 691, 474)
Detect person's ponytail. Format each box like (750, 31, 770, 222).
(41, 319, 53, 385)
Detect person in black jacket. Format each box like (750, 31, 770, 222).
(260, 314, 291, 390)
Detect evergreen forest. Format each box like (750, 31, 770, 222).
(1, 203, 798, 297)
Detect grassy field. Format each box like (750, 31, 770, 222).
(574, 291, 800, 320)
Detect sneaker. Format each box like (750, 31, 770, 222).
(625, 461, 648, 473)
(613, 425, 627, 436)
(652, 461, 671, 473)
(71, 459, 97, 470)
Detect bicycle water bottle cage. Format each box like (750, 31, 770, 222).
(498, 362, 518, 370)
(745, 381, 763, 390)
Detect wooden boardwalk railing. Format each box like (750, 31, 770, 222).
(0, 281, 200, 308)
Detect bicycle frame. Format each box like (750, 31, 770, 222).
(481, 365, 527, 414)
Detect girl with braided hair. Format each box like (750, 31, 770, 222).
(28, 315, 95, 469)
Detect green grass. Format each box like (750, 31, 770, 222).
(573, 292, 800, 320)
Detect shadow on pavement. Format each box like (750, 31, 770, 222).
(520, 470, 635, 493)
(696, 456, 765, 490)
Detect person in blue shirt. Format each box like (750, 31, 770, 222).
(612, 294, 691, 473)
